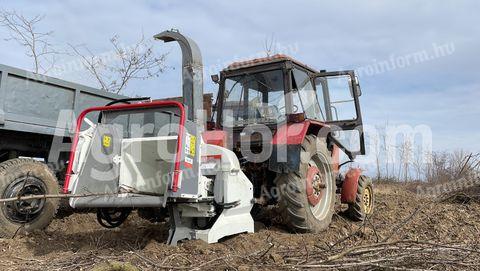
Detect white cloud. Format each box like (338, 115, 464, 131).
(0, 0, 478, 153)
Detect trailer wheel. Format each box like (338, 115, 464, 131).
(277, 135, 336, 233)
(0, 158, 59, 237)
(346, 175, 374, 221)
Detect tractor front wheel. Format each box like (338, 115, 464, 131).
(277, 135, 336, 233)
(346, 175, 374, 221)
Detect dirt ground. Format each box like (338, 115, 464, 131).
(0, 182, 479, 271)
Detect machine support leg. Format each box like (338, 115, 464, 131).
(167, 205, 194, 246)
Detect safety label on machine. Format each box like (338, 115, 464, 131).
(102, 135, 111, 148)
(185, 133, 196, 157)
(185, 157, 193, 166)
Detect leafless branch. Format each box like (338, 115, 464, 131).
(69, 34, 167, 94)
(263, 34, 276, 57)
(0, 9, 59, 74)
(0, 191, 124, 203)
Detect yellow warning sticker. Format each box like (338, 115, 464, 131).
(185, 133, 196, 157)
(102, 135, 111, 148)
(190, 135, 196, 156)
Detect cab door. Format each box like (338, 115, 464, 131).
(313, 70, 365, 159)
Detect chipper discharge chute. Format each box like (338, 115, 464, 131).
(62, 30, 254, 245)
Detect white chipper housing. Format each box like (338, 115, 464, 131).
(63, 30, 254, 245)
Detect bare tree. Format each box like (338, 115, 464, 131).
(396, 138, 413, 182)
(380, 122, 392, 181)
(379, 132, 387, 180)
(263, 34, 276, 57)
(403, 139, 412, 181)
(0, 9, 58, 74)
(411, 145, 425, 181)
(69, 34, 167, 94)
(371, 130, 381, 181)
(424, 151, 434, 182)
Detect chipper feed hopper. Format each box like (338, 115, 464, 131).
(63, 30, 254, 245)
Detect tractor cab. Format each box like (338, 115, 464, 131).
(214, 54, 365, 159)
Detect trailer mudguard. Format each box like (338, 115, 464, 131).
(341, 168, 362, 204)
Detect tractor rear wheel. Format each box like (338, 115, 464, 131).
(0, 158, 59, 237)
(346, 175, 374, 221)
(277, 135, 336, 233)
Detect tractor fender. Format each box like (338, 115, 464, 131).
(341, 168, 362, 204)
(269, 120, 328, 173)
(202, 130, 227, 147)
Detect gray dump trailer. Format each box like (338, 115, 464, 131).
(0, 64, 126, 166)
(0, 64, 126, 236)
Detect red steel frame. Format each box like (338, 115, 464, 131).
(62, 100, 186, 194)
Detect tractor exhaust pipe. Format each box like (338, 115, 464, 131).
(154, 30, 204, 125)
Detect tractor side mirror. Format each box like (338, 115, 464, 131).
(348, 77, 354, 98)
(348, 75, 362, 98)
(355, 76, 362, 97)
(211, 74, 220, 84)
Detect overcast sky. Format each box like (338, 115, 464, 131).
(0, 0, 479, 155)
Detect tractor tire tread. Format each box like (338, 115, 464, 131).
(277, 135, 336, 233)
(346, 175, 374, 221)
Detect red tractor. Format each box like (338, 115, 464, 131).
(204, 54, 374, 232)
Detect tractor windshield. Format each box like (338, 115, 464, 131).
(222, 69, 285, 127)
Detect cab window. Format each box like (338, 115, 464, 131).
(291, 68, 325, 121)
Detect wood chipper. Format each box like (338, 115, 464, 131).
(62, 30, 255, 245)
